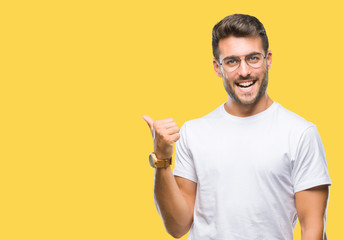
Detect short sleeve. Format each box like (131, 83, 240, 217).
(173, 122, 198, 183)
(292, 126, 332, 193)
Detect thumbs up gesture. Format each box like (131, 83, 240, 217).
(142, 115, 180, 160)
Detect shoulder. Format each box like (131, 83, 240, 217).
(274, 102, 315, 132)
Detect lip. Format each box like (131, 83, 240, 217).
(235, 79, 257, 85)
(235, 79, 258, 93)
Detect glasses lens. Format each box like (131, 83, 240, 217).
(222, 57, 240, 72)
(220, 53, 265, 73)
(246, 53, 264, 68)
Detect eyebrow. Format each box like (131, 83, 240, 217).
(222, 51, 262, 60)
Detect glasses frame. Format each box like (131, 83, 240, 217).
(217, 52, 267, 73)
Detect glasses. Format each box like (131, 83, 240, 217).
(218, 52, 267, 73)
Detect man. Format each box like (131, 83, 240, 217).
(143, 14, 332, 240)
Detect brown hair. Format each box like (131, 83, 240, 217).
(212, 14, 269, 61)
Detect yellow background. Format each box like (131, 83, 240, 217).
(0, 0, 341, 239)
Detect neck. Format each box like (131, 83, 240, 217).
(224, 94, 273, 117)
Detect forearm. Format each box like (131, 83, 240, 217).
(154, 167, 193, 238)
(301, 222, 324, 240)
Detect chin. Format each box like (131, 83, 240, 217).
(237, 96, 260, 105)
(232, 78, 268, 106)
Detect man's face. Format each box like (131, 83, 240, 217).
(213, 36, 272, 105)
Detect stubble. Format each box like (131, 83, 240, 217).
(223, 68, 269, 105)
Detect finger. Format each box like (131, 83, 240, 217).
(142, 115, 154, 131)
(157, 121, 177, 130)
(154, 119, 177, 130)
(169, 132, 181, 142)
(165, 126, 180, 135)
(156, 118, 175, 124)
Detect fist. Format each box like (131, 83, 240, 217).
(142, 115, 180, 160)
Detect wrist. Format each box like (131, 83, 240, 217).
(149, 152, 172, 168)
(155, 152, 172, 160)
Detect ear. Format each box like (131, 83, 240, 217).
(266, 50, 272, 70)
(213, 58, 222, 78)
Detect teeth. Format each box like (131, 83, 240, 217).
(238, 81, 253, 87)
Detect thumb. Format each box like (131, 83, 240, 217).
(142, 115, 154, 131)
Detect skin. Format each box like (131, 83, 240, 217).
(295, 184, 330, 240)
(143, 35, 330, 239)
(212, 36, 273, 117)
(142, 116, 196, 238)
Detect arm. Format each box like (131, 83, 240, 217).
(154, 169, 196, 238)
(295, 184, 330, 240)
(143, 115, 197, 238)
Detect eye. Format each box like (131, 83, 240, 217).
(224, 58, 239, 66)
(247, 54, 261, 63)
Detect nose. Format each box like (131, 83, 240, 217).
(237, 60, 251, 77)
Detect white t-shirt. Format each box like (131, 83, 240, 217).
(173, 101, 332, 240)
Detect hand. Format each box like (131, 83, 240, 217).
(142, 115, 180, 160)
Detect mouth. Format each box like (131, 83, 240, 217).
(235, 80, 257, 89)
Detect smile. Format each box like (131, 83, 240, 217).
(235, 80, 257, 89)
